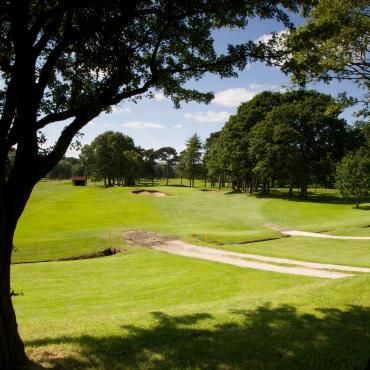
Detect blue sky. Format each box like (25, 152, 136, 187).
(41, 15, 365, 157)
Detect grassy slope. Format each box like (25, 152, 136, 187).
(13, 248, 370, 369)
(12, 181, 370, 369)
(14, 181, 370, 265)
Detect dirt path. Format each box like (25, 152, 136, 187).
(281, 230, 370, 240)
(124, 231, 370, 279)
(266, 224, 370, 240)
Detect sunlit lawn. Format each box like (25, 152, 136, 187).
(12, 180, 370, 369)
(14, 180, 370, 264)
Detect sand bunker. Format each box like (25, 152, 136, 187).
(132, 190, 166, 197)
(123, 230, 370, 279)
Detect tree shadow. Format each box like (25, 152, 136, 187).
(253, 189, 370, 206)
(24, 304, 370, 369)
(224, 190, 242, 195)
(165, 184, 189, 188)
(356, 205, 370, 210)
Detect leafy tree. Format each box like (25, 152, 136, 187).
(283, 0, 370, 115)
(250, 91, 350, 197)
(47, 157, 72, 179)
(176, 150, 187, 186)
(204, 132, 221, 187)
(208, 91, 284, 191)
(71, 161, 87, 177)
(47, 157, 82, 179)
(183, 134, 203, 187)
(156, 147, 177, 185)
(142, 149, 159, 186)
(336, 147, 370, 208)
(250, 115, 299, 195)
(79, 144, 95, 179)
(84, 132, 136, 187)
(122, 150, 143, 186)
(0, 1, 316, 366)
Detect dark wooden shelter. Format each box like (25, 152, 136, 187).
(71, 176, 87, 186)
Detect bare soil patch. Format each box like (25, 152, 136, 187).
(132, 190, 166, 197)
(124, 230, 175, 247)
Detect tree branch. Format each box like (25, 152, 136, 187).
(36, 109, 76, 130)
(37, 114, 93, 177)
(35, 7, 73, 104)
(31, 6, 67, 59)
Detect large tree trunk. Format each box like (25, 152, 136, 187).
(0, 168, 41, 369)
(0, 214, 27, 369)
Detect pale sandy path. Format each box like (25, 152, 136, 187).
(160, 242, 370, 273)
(124, 231, 370, 279)
(265, 224, 370, 240)
(153, 241, 351, 279)
(282, 230, 370, 240)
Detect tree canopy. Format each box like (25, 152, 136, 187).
(81, 131, 137, 186)
(336, 147, 370, 208)
(205, 90, 363, 195)
(284, 0, 369, 87)
(156, 147, 178, 185)
(282, 0, 369, 115)
(182, 134, 203, 187)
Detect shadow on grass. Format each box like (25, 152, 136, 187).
(251, 189, 370, 207)
(164, 184, 189, 188)
(25, 304, 370, 369)
(224, 189, 242, 195)
(357, 205, 370, 211)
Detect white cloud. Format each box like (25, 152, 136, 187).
(213, 84, 280, 107)
(173, 124, 183, 129)
(255, 29, 288, 44)
(153, 92, 167, 101)
(255, 30, 290, 67)
(213, 88, 255, 107)
(122, 121, 166, 129)
(184, 110, 230, 123)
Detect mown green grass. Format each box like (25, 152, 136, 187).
(14, 180, 370, 263)
(218, 237, 370, 267)
(13, 248, 370, 369)
(11, 181, 370, 369)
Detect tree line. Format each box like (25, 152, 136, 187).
(48, 90, 370, 207)
(54, 131, 202, 188)
(204, 90, 369, 197)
